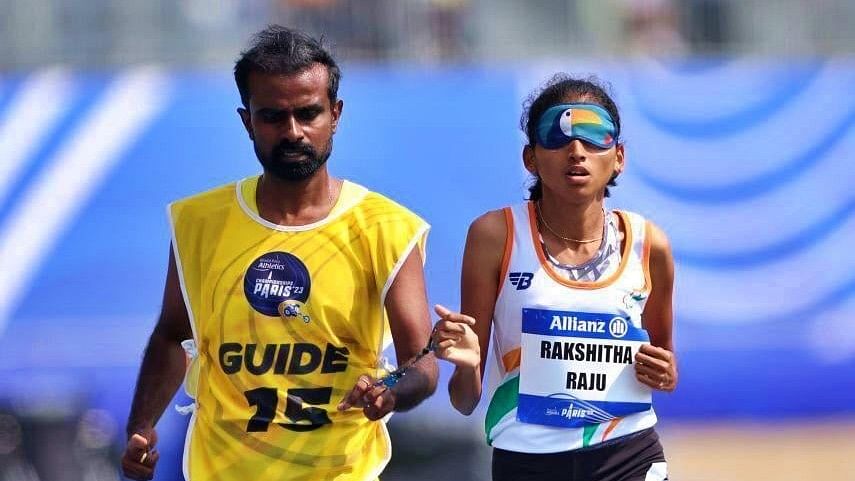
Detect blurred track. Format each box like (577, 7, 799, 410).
(661, 419, 855, 481)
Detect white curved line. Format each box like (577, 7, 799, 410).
(0, 67, 171, 337)
(0, 68, 75, 208)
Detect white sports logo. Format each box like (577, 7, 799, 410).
(608, 316, 628, 338)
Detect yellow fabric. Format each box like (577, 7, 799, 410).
(169, 176, 428, 481)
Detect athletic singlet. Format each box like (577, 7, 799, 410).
(542, 209, 620, 282)
(170, 176, 428, 480)
(485, 202, 656, 453)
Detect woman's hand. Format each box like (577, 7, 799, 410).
(433, 304, 480, 369)
(634, 344, 677, 392)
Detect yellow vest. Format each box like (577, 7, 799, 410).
(169, 176, 429, 480)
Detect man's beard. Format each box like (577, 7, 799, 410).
(255, 138, 332, 181)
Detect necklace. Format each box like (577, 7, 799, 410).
(536, 202, 604, 244)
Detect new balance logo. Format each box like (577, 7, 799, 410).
(509, 272, 533, 290)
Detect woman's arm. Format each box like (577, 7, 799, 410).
(436, 209, 507, 414)
(634, 222, 678, 392)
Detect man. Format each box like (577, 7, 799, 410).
(121, 25, 438, 480)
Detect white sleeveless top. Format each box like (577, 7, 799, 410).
(485, 202, 657, 453)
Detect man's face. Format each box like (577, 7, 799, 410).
(238, 64, 343, 181)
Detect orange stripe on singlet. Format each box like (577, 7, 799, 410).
(501, 348, 521, 372)
(602, 417, 623, 441)
(526, 203, 633, 290)
(496, 207, 514, 297)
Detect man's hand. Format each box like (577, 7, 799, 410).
(121, 428, 159, 480)
(337, 374, 397, 420)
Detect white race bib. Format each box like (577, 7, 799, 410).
(517, 308, 652, 428)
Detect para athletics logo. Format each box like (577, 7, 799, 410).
(243, 252, 311, 318)
(509, 272, 534, 290)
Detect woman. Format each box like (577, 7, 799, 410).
(434, 75, 677, 481)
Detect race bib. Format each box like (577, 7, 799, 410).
(517, 308, 652, 428)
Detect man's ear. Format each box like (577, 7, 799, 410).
(238, 107, 254, 141)
(330, 99, 343, 134)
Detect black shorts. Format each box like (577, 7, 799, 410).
(492, 428, 668, 481)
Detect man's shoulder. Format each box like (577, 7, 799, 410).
(173, 180, 238, 206)
(350, 182, 426, 225)
(168, 180, 240, 219)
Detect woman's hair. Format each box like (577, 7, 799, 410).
(521, 74, 622, 200)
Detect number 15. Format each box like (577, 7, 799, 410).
(243, 386, 332, 432)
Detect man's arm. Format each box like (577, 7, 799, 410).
(338, 248, 438, 419)
(122, 246, 193, 480)
(383, 248, 438, 412)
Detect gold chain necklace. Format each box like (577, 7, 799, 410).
(536, 202, 604, 244)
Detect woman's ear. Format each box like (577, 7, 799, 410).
(523, 144, 537, 175)
(614, 143, 625, 176)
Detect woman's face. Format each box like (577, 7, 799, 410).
(524, 98, 624, 203)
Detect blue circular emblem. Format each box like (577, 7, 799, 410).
(243, 251, 311, 317)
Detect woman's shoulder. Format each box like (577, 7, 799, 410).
(463, 208, 511, 275)
(468, 207, 513, 245)
(614, 210, 672, 258)
(635, 219, 673, 281)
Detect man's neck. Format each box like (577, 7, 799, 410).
(256, 170, 342, 226)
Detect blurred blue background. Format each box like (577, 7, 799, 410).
(1, 1, 854, 480)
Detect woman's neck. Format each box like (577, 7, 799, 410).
(536, 195, 605, 242)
